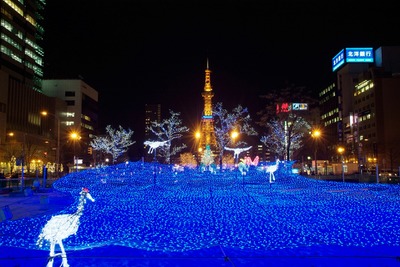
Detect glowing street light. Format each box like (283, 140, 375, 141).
(195, 131, 202, 164)
(70, 131, 80, 172)
(337, 146, 345, 182)
(231, 130, 239, 165)
(195, 131, 201, 150)
(231, 130, 239, 142)
(41, 111, 61, 175)
(311, 129, 321, 176)
(8, 132, 26, 189)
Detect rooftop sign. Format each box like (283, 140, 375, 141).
(332, 47, 374, 72)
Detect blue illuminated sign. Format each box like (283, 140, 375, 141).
(345, 47, 374, 63)
(332, 47, 374, 72)
(332, 49, 345, 71)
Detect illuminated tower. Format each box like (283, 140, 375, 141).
(198, 59, 217, 152)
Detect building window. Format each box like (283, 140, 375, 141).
(65, 91, 75, 97)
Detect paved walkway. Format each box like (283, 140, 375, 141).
(0, 188, 73, 221)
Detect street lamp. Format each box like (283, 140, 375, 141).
(41, 111, 60, 175)
(231, 130, 239, 165)
(311, 129, 321, 176)
(8, 132, 25, 189)
(70, 132, 80, 172)
(195, 131, 202, 164)
(338, 146, 345, 182)
(231, 130, 239, 143)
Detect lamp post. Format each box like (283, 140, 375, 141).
(311, 129, 321, 177)
(231, 130, 239, 165)
(21, 133, 26, 189)
(70, 132, 80, 172)
(338, 146, 345, 182)
(195, 131, 201, 165)
(41, 111, 60, 175)
(8, 132, 25, 190)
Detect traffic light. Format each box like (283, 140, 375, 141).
(88, 147, 93, 155)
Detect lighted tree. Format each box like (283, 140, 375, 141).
(257, 81, 318, 125)
(222, 153, 234, 168)
(90, 125, 135, 164)
(179, 152, 197, 169)
(200, 145, 215, 167)
(146, 110, 189, 164)
(3, 137, 43, 174)
(257, 81, 318, 160)
(213, 102, 258, 170)
(260, 113, 310, 161)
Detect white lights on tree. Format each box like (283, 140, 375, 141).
(90, 125, 135, 164)
(37, 188, 95, 267)
(212, 102, 258, 169)
(146, 110, 189, 164)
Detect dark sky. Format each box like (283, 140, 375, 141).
(43, 0, 400, 139)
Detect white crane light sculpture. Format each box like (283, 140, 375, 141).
(37, 188, 95, 267)
(266, 159, 280, 184)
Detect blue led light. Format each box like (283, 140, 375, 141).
(1, 160, 400, 265)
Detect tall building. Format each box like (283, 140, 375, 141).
(320, 46, 400, 172)
(0, 0, 45, 92)
(197, 59, 217, 153)
(42, 79, 99, 168)
(0, 0, 55, 174)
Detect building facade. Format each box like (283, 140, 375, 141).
(42, 79, 99, 169)
(0, 0, 53, 175)
(320, 46, 400, 173)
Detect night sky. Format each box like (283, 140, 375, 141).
(43, 0, 400, 139)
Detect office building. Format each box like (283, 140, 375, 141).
(0, 0, 54, 174)
(320, 46, 400, 172)
(42, 79, 99, 169)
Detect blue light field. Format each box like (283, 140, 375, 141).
(1, 161, 400, 267)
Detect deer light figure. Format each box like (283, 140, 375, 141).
(37, 188, 95, 267)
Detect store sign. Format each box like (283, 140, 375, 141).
(332, 49, 345, 71)
(276, 103, 308, 113)
(332, 47, 374, 71)
(292, 103, 308, 110)
(345, 47, 374, 63)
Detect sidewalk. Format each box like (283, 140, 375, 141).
(0, 187, 73, 221)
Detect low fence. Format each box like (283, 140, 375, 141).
(0, 176, 57, 190)
(308, 174, 400, 184)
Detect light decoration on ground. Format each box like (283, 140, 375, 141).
(265, 159, 280, 184)
(1, 160, 400, 263)
(37, 188, 95, 267)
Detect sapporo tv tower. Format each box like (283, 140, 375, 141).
(198, 59, 217, 153)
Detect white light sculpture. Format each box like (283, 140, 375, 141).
(266, 159, 280, 184)
(37, 188, 95, 267)
(224, 146, 252, 161)
(144, 140, 169, 153)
